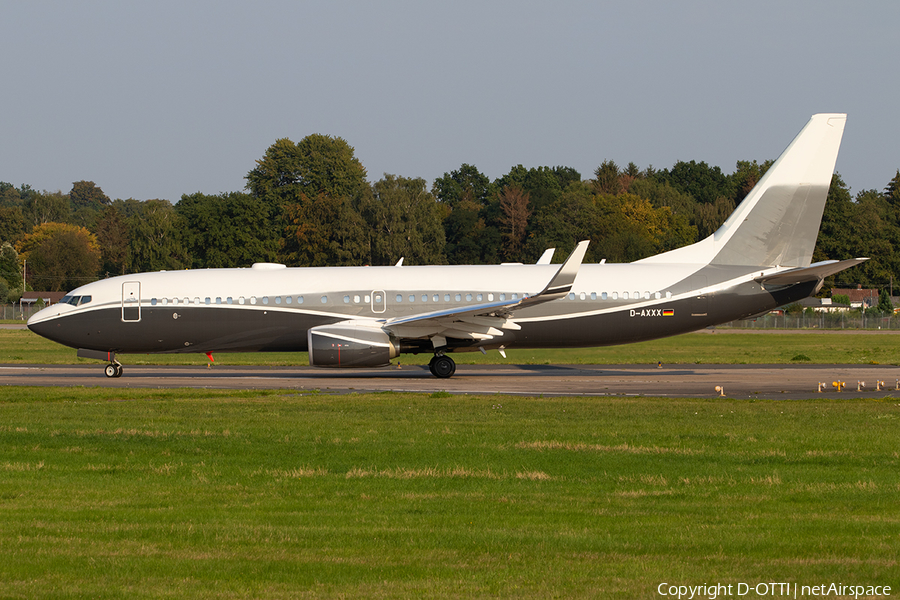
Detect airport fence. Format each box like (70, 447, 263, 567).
(720, 311, 899, 330)
(1, 304, 43, 321)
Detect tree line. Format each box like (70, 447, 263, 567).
(2, 134, 900, 303)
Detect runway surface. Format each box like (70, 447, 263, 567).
(3, 363, 900, 399)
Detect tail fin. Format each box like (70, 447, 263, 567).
(638, 113, 846, 267)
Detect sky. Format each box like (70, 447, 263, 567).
(2, 1, 898, 203)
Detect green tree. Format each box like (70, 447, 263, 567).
(177, 192, 276, 268)
(656, 160, 736, 205)
(246, 135, 368, 209)
(127, 200, 190, 273)
(280, 192, 370, 266)
(95, 205, 130, 276)
(0, 206, 26, 243)
(363, 175, 446, 266)
(433, 164, 502, 264)
(16, 223, 100, 292)
(884, 169, 900, 203)
(0, 242, 21, 293)
(878, 288, 893, 313)
(23, 191, 70, 228)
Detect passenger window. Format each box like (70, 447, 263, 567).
(433, 294, 439, 302)
(344, 296, 350, 304)
(250, 297, 257, 305)
(354, 295, 360, 303)
(644, 292, 651, 300)
(151, 298, 157, 306)
(500, 293, 506, 301)
(298, 296, 304, 304)
(634, 292, 640, 300)
(262, 297, 269, 305)
(568, 293, 575, 300)
(455, 294, 461, 301)
(238, 297, 245, 305)
(227, 297, 233, 305)
(285, 296, 291, 304)
(444, 294, 450, 302)
(216, 297, 222, 305)
(601, 292, 607, 300)
(511, 293, 518, 300)
(409, 295, 415, 303)
(396, 294, 402, 302)
(655, 292, 661, 299)
(488, 293, 494, 301)
(666, 291, 672, 299)
(205, 297, 211, 305)
(320, 295, 327, 304)
(161, 298, 168, 306)
(422, 295, 428, 302)
(275, 296, 281, 305)
(612, 292, 619, 300)
(466, 293, 472, 301)
(590, 292, 597, 300)
(580, 292, 586, 300)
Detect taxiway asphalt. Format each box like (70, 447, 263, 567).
(2, 363, 900, 400)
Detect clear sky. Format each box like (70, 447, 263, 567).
(3, 1, 898, 202)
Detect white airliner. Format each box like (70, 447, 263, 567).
(28, 114, 863, 378)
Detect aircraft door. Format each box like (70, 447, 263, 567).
(371, 290, 386, 313)
(122, 281, 141, 322)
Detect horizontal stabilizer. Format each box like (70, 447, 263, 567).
(756, 258, 868, 286)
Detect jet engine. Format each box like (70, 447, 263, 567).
(308, 322, 399, 368)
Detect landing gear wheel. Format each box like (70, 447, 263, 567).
(104, 363, 123, 378)
(430, 355, 456, 379)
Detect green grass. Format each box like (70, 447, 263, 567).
(1, 387, 898, 598)
(3, 328, 900, 366)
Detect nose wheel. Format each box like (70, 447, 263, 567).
(429, 354, 456, 378)
(104, 362, 123, 378)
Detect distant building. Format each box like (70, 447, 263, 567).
(830, 286, 878, 309)
(19, 291, 67, 306)
(799, 297, 851, 312)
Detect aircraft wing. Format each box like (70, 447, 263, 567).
(383, 241, 589, 345)
(755, 258, 868, 286)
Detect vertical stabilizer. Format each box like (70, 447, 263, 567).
(637, 113, 846, 267)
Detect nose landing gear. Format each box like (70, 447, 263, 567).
(428, 354, 456, 378)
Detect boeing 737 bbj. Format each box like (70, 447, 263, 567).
(28, 114, 863, 378)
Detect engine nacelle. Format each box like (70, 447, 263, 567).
(308, 322, 399, 368)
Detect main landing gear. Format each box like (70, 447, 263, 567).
(428, 354, 456, 378)
(104, 362, 123, 378)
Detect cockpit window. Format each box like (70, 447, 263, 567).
(61, 296, 81, 306)
(78, 296, 91, 305)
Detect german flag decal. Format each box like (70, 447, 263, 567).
(663, 309, 675, 316)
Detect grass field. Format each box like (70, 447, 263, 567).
(3, 328, 900, 367)
(1, 387, 898, 598)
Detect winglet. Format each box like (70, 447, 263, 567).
(536, 248, 555, 265)
(539, 240, 589, 298)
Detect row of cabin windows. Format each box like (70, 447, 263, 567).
(147, 290, 672, 307)
(150, 296, 309, 306)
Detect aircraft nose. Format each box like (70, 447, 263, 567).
(26, 304, 73, 344)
